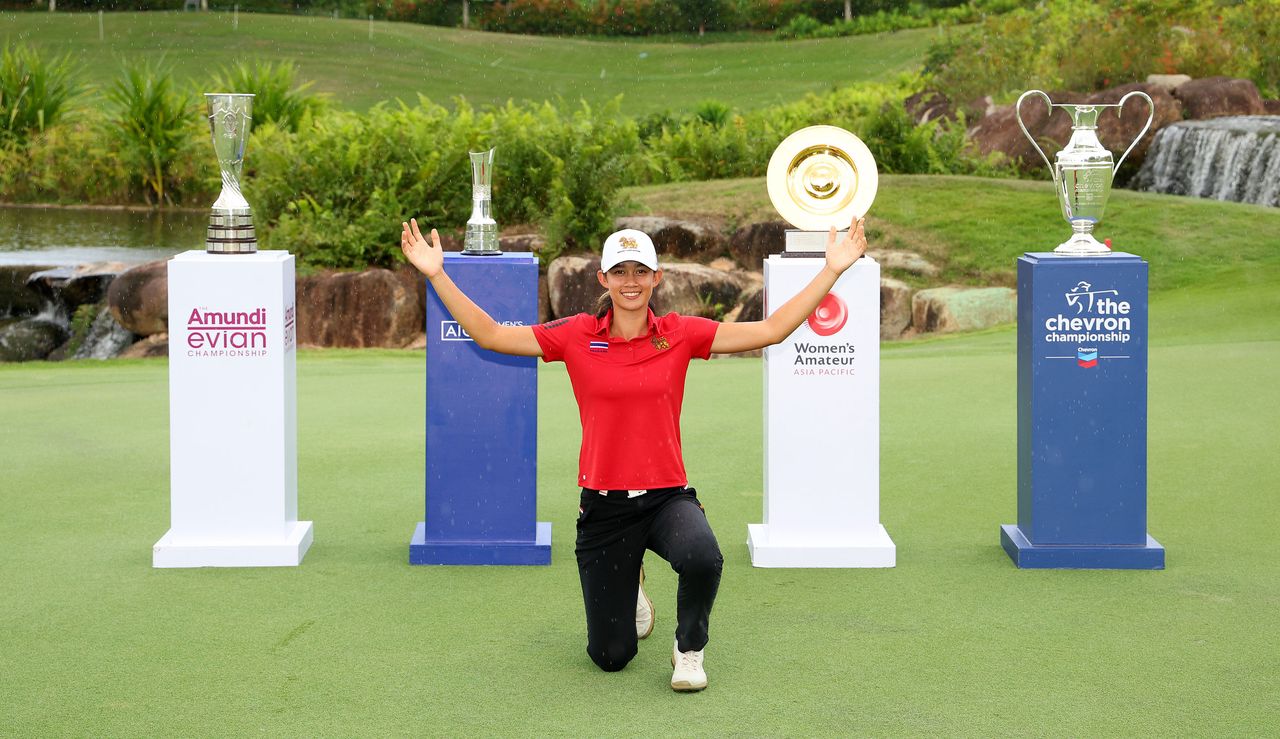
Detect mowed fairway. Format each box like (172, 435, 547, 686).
(4, 11, 933, 114)
(1, 270, 1277, 734)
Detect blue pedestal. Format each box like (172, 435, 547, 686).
(409, 252, 551, 565)
(1002, 252, 1164, 569)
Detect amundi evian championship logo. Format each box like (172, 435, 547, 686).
(186, 306, 269, 357)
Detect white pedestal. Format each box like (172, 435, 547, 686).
(154, 250, 312, 568)
(748, 253, 895, 568)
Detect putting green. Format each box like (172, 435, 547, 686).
(1, 273, 1276, 734)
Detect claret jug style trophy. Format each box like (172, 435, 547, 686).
(748, 124, 895, 568)
(205, 93, 257, 254)
(1016, 89, 1154, 255)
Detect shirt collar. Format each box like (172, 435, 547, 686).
(592, 307, 659, 338)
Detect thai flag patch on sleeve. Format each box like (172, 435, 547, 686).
(589, 341, 608, 353)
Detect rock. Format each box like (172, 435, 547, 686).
(973, 83, 1182, 171)
(707, 257, 737, 272)
(0, 265, 52, 318)
(296, 268, 422, 348)
(0, 317, 67, 361)
(880, 278, 913, 339)
(615, 216, 726, 263)
(538, 273, 551, 325)
(734, 283, 764, 323)
(119, 333, 168, 359)
(547, 254, 603, 319)
(404, 333, 427, 350)
(498, 231, 545, 254)
(1146, 74, 1192, 93)
(868, 250, 939, 277)
(26, 262, 126, 313)
(1263, 99, 1280, 115)
(728, 220, 788, 269)
(911, 286, 1016, 334)
(1174, 76, 1266, 119)
(905, 89, 955, 124)
(107, 260, 168, 336)
(652, 262, 746, 319)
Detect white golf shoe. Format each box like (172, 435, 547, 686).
(671, 639, 707, 692)
(636, 566, 654, 640)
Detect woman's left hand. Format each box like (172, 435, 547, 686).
(824, 215, 868, 275)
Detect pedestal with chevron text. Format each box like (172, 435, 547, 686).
(1001, 252, 1164, 569)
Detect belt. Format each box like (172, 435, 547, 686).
(586, 486, 684, 499)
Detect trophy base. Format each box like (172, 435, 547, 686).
(461, 249, 504, 256)
(1054, 226, 1111, 256)
(207, 207, 257, 254)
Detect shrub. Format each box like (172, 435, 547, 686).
(104, 60, 205, 206)
(208, 60, 327, 133)
(0, 43, 84, 144)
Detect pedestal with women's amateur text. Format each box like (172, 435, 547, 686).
(154, 251, 313, 567)
(748, 250, 895, 567)
(410, 252, 550, 565)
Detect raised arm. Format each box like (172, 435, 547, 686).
(709, 216, 867, 355)
(401, 219, 543, 357)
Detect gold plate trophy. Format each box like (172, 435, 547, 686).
(767, 125, 878, 251)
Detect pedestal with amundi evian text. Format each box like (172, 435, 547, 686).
(748, 254, 895, 567)
(153, 250, 313, 567)
(1001, 252, 1163, 569)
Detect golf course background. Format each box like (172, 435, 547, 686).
(3, 175, 1277, 732)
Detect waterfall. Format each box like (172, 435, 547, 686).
(1132, 116, 1280, 207)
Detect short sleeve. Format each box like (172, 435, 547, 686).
(531, 314, 585, 363)
(681, 315, 720, 360)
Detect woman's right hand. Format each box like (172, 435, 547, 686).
(401, 218, 443, 279)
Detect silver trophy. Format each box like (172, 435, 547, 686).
(463, 147, 500, 255)
(205, 93, 256, 254)
(1016, 89, 1154, 255)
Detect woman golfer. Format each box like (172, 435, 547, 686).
(401, 216, 867, 692)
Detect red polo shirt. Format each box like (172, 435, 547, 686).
(532, 309, 719, 490)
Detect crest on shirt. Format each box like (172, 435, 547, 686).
(651, 336, 670, 351)
(588, 340, 608, 353)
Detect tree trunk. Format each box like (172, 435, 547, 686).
(463, 0, 470, 29)
(844, 0, 852, 22)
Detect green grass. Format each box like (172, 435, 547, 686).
(621, 175, 1280, 292)
(1, 268, 1277, 734)
(2, 11, 935, 115)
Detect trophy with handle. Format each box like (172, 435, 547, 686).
(1016, 90, 1155, 255)
(205, 93, 257, 254)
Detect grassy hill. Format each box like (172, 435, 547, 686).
(4, 11, 935, 114)
(621, 175, 1280, 294)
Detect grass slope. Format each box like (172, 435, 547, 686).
(4, 11, 933, 115)
(1, 270, 1277, 734)
(621, 175, 1280, 292)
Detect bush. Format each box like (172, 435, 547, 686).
(0, 43, 84, 144)
(208, 60, 327, 133)
(926, 0, 1280, 105)
(104, 60, 205, 205)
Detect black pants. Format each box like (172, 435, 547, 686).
(575, 486, 724, 672)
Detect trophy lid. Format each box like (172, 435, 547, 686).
(767, 125, 878, 231)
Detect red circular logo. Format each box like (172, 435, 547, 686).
(807, 293, 848, 336)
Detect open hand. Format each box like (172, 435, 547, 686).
(825, 215, 868, 275)
(401, 218, 443, 279)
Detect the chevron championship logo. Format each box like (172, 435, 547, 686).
(1042, 281, 1133, 368)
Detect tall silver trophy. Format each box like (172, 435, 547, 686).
(205, 93, 256, 254)
(463, 147, 500, 255)
(1016, 89, 1154, 255)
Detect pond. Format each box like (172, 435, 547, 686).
(0, 206, 207, 267)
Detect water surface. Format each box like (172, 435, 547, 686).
(0, 206, 206, 266)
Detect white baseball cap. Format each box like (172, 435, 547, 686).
(600, 229, 659, 271)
